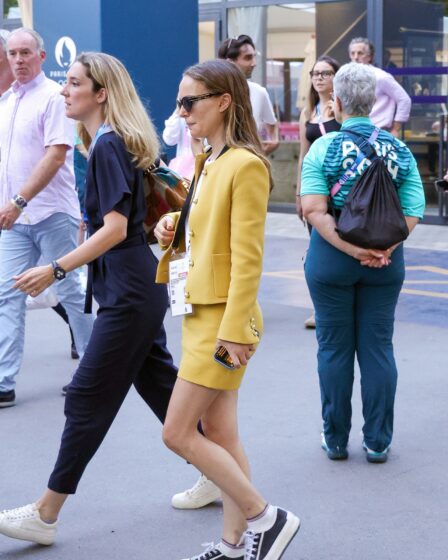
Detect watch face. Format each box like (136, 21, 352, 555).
(54, 268, 66, 280)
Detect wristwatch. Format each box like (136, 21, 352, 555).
(51, 260, 66, 281)
(11, 194, 28, 211)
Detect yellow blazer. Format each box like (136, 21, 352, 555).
(156, 147, 270, 344)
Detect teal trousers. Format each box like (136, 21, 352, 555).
(305, 230, 405, 452)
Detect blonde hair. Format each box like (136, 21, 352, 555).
(184, 59, 273, 190)
(76, 52, 159, 169)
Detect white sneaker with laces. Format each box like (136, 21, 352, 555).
(0, 503, 57, 545)
(172, 474, 221, 509)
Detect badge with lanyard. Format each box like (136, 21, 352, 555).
(169, 253, 193, 317)
(168, 175, 196, 317)
(167, 145, 229, 317)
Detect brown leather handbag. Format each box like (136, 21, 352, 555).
(143, 159, 189, 243)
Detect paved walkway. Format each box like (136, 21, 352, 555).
(0, 214, 446, 560)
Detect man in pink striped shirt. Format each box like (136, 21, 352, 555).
(349, 37, 411, 137)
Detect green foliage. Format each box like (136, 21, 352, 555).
(4, 0, 19, 17)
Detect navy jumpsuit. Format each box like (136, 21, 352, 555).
(48, 132, 177, 494)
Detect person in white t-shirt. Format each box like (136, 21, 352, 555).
(218, 34, 279, 155)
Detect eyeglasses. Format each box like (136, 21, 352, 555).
(176, 92, 221, 112)
(309, 70, 335, 79)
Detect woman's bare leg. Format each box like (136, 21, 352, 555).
(202, 389, 251, 545)
(163, 379, 266, 521)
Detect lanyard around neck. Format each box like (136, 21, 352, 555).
(88, 123, 113, 159)
(171, 145, 229, 251)
(315, 103, 327, 136)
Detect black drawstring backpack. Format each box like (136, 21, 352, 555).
(330, 128, 409, 250)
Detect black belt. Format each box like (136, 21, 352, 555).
(84, 231, 147, 313)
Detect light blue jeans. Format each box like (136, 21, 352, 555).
(0, 212, 94, 392)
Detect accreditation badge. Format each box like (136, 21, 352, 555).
(168, 252, 193, 317)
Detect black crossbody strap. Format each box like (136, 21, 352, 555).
(171, 145, 230, 250)
(330, 127, 380, 198)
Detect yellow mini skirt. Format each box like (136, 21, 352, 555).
(178, 302, 263, 390)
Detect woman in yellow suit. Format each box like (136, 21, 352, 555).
(155, 59, 300, 560)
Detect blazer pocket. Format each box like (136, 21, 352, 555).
(212, 253, 231, 297)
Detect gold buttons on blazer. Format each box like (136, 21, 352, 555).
(250, 317, 259, 338)
(203, 169, 208, 176)
(189, 230, 195, 238)
(189, 259, 194, 267)
(184, 291, 190, 299)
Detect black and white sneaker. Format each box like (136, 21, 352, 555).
(0, 390, 15, 408)
(245, 507, 300, 560)
(181, 541, 245, 560)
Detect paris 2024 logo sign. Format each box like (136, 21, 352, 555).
(50, 36, 77, 83)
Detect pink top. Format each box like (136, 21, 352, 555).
(369, 66, 411, 129)
(0, 72, 80, 225)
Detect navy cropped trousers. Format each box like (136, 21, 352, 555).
(305, 230, 405, 453)
(48, 242, 177, 494)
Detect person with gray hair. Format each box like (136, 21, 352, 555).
(299, 62, 425, 464)
(332, 60, 376, 116)
(349, 37, 411, 137)
(0, 27, 94, 408)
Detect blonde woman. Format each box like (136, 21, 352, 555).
(155, 59, 300, 560)
(0, 53, 178, 546)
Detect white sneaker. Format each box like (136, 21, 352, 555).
(172, 474, 221, 509)
(0, 503, 57, 545)
(304, 312, 316, 329)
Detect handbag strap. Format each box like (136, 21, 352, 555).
(330, 127, 380, 198)
(171, 145, 229, 250)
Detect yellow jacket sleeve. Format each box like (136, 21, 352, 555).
(217, 158, 269, 343)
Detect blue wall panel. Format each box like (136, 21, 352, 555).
(34, 0, 199, 140)
(34, 0, 101, 86)
(100, 0, 199, 137)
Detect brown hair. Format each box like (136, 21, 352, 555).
(218, 35, 255, 61)
(184, 59, 273, 190)
(75, 52, 159, 169)
(305, 55, 340, 121)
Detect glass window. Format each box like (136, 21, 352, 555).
(199, 21, 216, 62)
(266, 4, 316, 141)
(384, 0, 446, 205)
(3, 0, 18, 18)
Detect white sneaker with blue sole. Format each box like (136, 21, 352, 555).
(362, 441, 390, 463)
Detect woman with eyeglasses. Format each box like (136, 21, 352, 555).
(0, 52, 178, 547)
(296, 55, 340, 328)
(154, 59, 300, 560)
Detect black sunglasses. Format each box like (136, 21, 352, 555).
(176, 92, 221, 112)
